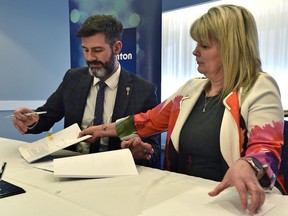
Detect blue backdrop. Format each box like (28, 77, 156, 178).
(69, 0, 162, 100)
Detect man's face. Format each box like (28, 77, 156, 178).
(81, 33, 115, 79)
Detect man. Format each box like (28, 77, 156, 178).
(13, 15, 160, 168)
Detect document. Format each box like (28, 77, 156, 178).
(53, 148, 138, 178)
(139, 186, 275, 216)
(18, 123, 91, 163)
(33, 161, 54, 172)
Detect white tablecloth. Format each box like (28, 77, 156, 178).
(0, 137, 287, 216)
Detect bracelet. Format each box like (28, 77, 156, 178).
(27, 120, 38, 130)
(239, 157, 266, 180)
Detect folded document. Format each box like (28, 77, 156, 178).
(54, 149, 138, 178)
(19, 123, 91, 163)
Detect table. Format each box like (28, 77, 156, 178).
(0, 137, 287, 216)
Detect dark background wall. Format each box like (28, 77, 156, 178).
(0, 0, 214, 142)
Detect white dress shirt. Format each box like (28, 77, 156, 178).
(77, 65, 121, 153)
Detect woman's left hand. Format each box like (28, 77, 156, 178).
(208, 159, 265, 214)
(121, 137, 154, 160)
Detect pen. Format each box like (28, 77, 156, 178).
(5, 111, 47, 118)
(0, 162, 7, 181)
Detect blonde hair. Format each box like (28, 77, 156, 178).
(190, 4, 262, 99)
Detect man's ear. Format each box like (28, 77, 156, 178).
(113, 41, 122, 54)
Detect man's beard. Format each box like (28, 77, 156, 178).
(87, 54, 115, 79)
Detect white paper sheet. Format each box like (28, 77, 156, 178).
(33, 150, 82, 172)
(53, 148, 138, 178)
(139, 186, 275, 216)
(34, 161, 54, 172)
(18, 123, 91, 163)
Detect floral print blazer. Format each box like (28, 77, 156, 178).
(116, 72, 284, 191)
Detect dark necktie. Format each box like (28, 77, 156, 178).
(93, 81, 107, 125)
(90, 81, 107, 153)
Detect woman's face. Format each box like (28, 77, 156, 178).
(193, 38, 223, 80)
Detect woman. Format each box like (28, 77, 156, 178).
(80, 4, 285, 213)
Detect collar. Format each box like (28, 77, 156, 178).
(93, 64, 121, 90)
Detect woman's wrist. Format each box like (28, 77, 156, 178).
(115, 115, 139, 140)
(100, 123, 117, 137)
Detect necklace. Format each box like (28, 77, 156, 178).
(202, 95, 213, 112)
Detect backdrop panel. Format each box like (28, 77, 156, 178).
(69, 0, 162, 100)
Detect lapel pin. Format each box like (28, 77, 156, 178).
(126, 87, 131, 96)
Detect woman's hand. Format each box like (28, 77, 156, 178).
(13, 108, 39, 135)
(208, 159, 265, 214)
(78, 125, 102, 143)
(121, 137, 154, 160)
(79, 123, 118, 143)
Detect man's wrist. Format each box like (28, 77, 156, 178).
(27, 120, 38, 130)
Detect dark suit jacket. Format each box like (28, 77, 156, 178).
(28, 67, 160, 168)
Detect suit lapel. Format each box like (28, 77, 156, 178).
(169, 79, 207, 152)
(171, 91, 203, 152)
(220, 91, 241, 166)
(112, 70, 133, 121)
(75, 73, 93, 125)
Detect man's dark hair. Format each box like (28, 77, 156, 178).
(77, 14, 123, 46)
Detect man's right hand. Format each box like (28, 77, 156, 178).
(13, 107, 39, 135)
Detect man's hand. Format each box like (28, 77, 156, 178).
(208, 159, 265, 214)
(13, 108, 39, 135)
(121, 137, 154, 160)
